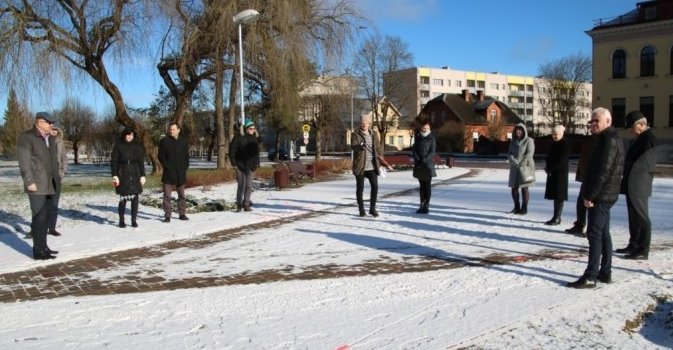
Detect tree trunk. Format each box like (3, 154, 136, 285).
(73, 142, 80, 165)
(315, 128, 322, 161)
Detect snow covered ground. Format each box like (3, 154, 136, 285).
(0, 159, 672, 349)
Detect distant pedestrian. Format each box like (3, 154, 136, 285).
(507, 123, 535, 215)
(110, 127, 146, 228)
(17, 112, 61, 260)
(158, 122, 190, 222)
(618, 111, 657, 260)
(412, 121, 436, 214)
(351, 115, 390, 217)
(567, 107, 623, 288)
(564, 135, 597, 236)
(543, 125, 569, 225)
(229, 119, 260, 212)
(45, 126, 67, 237)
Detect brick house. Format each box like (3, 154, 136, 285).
(419, 89, 524, 153)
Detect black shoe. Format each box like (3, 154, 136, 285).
(565, 225, 584, 235)
(597, 272, 612, 284)
(179, 215, 189, 220)
(517, 208, 527, 215)
(369, 209, 379, 217)
(358, 208, 366, 217)
(33, 251, 56, 260)
(567, 276, 596, 289)
(163, 217, 171, 223)
(235, 204, 242, 212)
(624, 251, 648, 260)
(45, 248, 59, 255)
(48, 229, 62, 236)
(615, 245, 634, 254)
(131, 221, 138, 228)
(544, 217, 561, 226)
(119, 222, 127, 228)
(509, 207, 520, 214)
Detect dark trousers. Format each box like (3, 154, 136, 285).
(47, 189, 60, 230)
(418, 178, 431, 204)
(626, 194, 651, 253)
(162, 183, 186, 218)
(28, 194, 54, 254)
(236, 168, 254, 206)
(583, 201, 614, 280)
(355, 170, 378, 209)
(574, 183, 587, 227)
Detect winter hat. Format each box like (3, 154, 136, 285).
(121, 126, 135, 136)
(244, 119, 255, 129)
(625, 110, 646, 129)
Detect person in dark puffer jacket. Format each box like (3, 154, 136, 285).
(110, 127, 146, 228)
(229, 119, 260, 212)
(412, 120, 436, 214)
(567, 107, 624, 289)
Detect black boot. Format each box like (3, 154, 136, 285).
(518, 188, 529, 215)
(545, 200, 563, 225)
(421, 201, 429, 214)
(357, 200, 366, 217)
(518, 203, 528, 215)
(131, 195, 139, 228)
(118, 200, 127, 228)
(416, 200, 425, 214)
(509, 203, 521, 214)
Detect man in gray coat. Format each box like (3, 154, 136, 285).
(18, 112, 61, 260)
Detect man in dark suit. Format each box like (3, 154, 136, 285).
(17, 112, 61, 260)
(567, 107, 624, 288)
(618, 111, 657, 260)
(158, 122, 190, 222)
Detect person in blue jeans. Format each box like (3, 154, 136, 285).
(567, 107, 624, 288)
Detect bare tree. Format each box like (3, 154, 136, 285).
(0, 1, 165, 172)
(55, 99, 94, 164)
(352, 33, 414, 147)
(536, 53, 592, 134)
(1, 89, 31, 159)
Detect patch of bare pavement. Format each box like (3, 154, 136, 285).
(0, 168, 670, 303)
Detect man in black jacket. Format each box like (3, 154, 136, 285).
(158, 123, 190, 222)
(229, 119, 260, 212)
(617, 111, 657, 260)
(568, 107, 624, 288)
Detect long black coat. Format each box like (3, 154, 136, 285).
(229, 133, 260, 172)
(544, 138, 569, 200)
(159, 136, 190, 186)
(412, 132, 437, 181)
(620, 128, 657, 197)
(111, 139, 146, 196)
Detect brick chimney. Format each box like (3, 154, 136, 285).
(461, 89, 470, 102)
(477, 90, 484, 101)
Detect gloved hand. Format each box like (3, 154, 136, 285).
(112, 176, 120, 187)
(140, 176, 146, 185)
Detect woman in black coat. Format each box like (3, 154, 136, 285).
(412, 121, 437, 214)
(544, 125, 569, 225)
(111, 127, 146, 228)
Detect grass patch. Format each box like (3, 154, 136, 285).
(623, 293, 672, 333)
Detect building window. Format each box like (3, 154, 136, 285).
(467, 80, 475, 88)
(490, 83, 499, 90)
(420, 76, 430, 84)
(612, 98, 626, 127)
(490, 109, 497, 121)
(432, 78, 443, 86)
(612, 49, 626, 79)
(398, 135, 404, 146)
(669, 95, 673, 127)
(447, 80, 451, 87)
(420, 90, 430, 98)
(388, 136, 395, 145)
(640, 96, 654, 126)
(640, 46, 656, 77)
(456, 80, 462, 87)
(477, 80, 485, 89)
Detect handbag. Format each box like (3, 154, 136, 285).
(518, 166, 534, 183)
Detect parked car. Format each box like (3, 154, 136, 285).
(267, 147, 289, 161)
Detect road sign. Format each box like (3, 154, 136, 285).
(302, 124, 310, 133)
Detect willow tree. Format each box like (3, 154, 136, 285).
(0, 1, 164, 172)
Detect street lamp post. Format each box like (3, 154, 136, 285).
(233, 9, 260, 134)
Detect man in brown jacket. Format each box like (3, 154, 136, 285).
(18, 112, 61, 260)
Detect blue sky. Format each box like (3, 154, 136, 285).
(2, 0, 638, 120)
